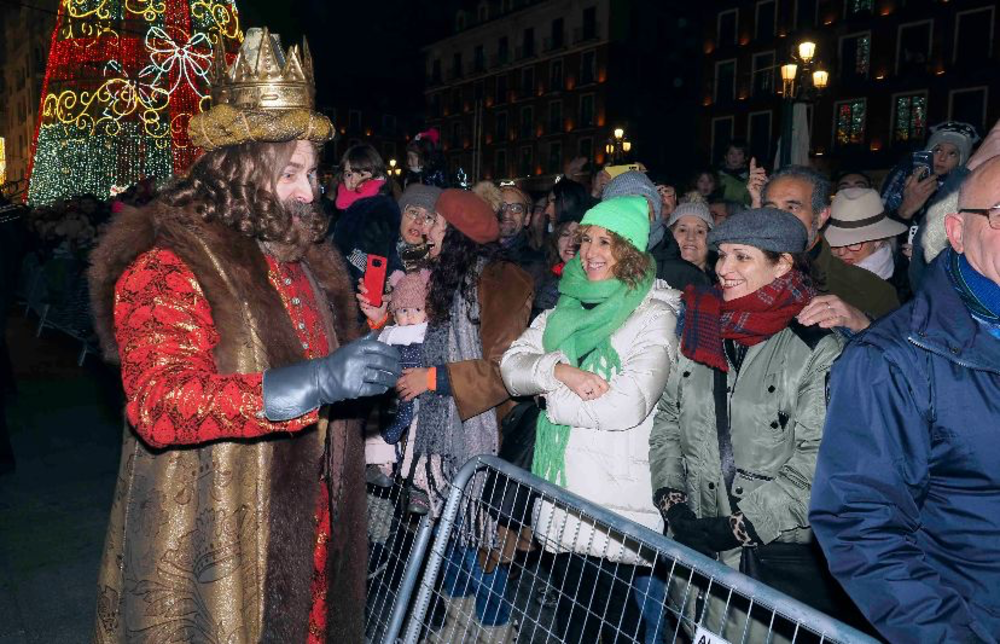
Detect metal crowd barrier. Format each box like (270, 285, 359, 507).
(366, 475, 436, 643)
(379, 455, 878, 644)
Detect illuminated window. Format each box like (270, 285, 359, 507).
(846, 0, 872, 15)
(892, 93, 927, 143)
(834, 99, 866, 146)
(840, 33, 871, 80)
(752, 51, 775, 96)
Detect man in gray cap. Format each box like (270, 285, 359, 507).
(602, 170, 709, 290)
(760, 165, 899, 332)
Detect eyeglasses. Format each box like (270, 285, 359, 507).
(500, 202, 527, 216)
(404, 208, 436, 225)
(837, 242, 867, 252)
(960, 204, 1000, 230)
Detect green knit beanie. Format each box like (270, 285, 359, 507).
(580, 196, 650, 251)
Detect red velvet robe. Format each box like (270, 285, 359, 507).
(113, 247, 333, 642)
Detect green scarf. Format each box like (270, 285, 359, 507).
(533, 257, 655, 486)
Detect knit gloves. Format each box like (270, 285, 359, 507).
(653, 487, 761, 558)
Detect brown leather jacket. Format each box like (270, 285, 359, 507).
(448, 260, 534, 425)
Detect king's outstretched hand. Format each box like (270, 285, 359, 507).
(262, 333, 402, 421)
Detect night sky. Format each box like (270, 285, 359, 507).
(238, 0, 461, 116)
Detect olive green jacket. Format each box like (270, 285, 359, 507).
(649, 323, 844, 545)
(812, 237, 899, 319)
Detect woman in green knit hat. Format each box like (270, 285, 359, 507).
(501, 195, 681, 644)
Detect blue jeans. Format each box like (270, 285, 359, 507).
(440, 543, 512, 626)
(634, 573, 667, 644)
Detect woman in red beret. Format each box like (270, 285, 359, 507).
(359, 188, 533, 640)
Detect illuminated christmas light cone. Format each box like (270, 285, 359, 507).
(26, 0, 243, 205)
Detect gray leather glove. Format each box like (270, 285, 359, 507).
(262, 333, 402, 421)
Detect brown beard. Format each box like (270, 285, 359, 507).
(260, 199, 329, 262)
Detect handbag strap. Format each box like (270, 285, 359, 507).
(713, 367, 738, 504)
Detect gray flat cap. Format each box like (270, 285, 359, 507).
(707, 207, 808, 253)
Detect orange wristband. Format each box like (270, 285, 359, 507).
(426, 367, 437, 392)
(367, 313, 389, 330)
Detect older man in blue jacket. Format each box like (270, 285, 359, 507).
(810, 156, 1000, 642)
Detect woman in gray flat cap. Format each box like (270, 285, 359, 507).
(649, 207, 858, 640)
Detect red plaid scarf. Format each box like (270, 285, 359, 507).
(681, 270, 815, 371)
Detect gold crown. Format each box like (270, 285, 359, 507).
(209, 27, 316, 112)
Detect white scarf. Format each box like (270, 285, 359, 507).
(856, 243, 895, 280)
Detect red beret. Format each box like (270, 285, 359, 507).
(434, 189, 500, 244)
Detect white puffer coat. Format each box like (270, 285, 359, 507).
(500, 279, 680, 564)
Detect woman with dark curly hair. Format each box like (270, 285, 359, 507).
(359, 188, 533, 640)
(331, 143, 404, 289)
(502, 196, 680, 644)
(532, 179, 594, 315)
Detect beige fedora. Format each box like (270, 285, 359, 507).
(825, 188, 907, 246)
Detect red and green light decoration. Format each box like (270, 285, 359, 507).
(26, 0, 243, 205)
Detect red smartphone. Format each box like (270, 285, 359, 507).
(364, 255, 388, 308)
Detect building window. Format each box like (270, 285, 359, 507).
(432, 59, 441, 83)
(714, 59, 736, 104)
(495, 149, 508, 178)
(496, 112, 508, 141)
(795, 0, 817, 30)
(578, 137, 592, 160)
(748, 111, 772, 166)
(431, 94, 442, 118)
(839, 32, 871, 81)
(519, 145, 533, 176)
(579, 94, 595, 127)
(711, 116, 735, 165)
(450, 88, 461, 114)
(496, 75, 508, 104)
(550, 59, 563, 92)
(583, 6, 597, 40)
(451, 121, 462, 148)
(949, 87, 989, 132)
(522, 67, 535, 96)
(580, 50, 596, 85)
(382, 114, 396, 135)
(548, 101, 562, 133)
(954, 7, 995, 65)
(523, 27, 535, 58)
(474, 80, 485, 101)
(755, 1, 776, 40)
(349, 110, 362, 132)
(474, 45, 485, 73)
(846, 0, 872, 16)
(717, 9, 738, 47)
(892, 92, 927, 143)
(896, 20, 932, 76)
(382, 142, 397, 161)
(520, 106, 534, 138)
(752, 51, 775, 97)
(834, 99, 866, 146)
(547, 142, 562, 174)
(551, 18, 565, 50)
(478, 3, 488, 22)
(498, 36, 509, 65)
(452, 52, 463, 78)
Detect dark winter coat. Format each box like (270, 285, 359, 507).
(810, 249, 1000, 643)
(649, 234, 711, 292)
(331, 191, 403, 288)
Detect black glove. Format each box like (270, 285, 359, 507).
(360, 216, 395, 259)
(262, 333, 402, 421)
(672, 516, 742, 558)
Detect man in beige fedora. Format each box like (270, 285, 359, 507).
(826, 188, 908, 281)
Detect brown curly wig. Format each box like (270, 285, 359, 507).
(156, 140, 329, 248)
(578, 224, 653, 288)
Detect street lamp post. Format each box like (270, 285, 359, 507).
(388, 158, 402, 178)
(778, 41, 828, 168)
(605, 127, 632, 164)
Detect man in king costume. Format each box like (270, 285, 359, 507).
(88, 28, 401, 642)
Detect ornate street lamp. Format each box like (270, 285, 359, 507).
(778, 40, 827, 167)
(605, 127, 631, 163)
(388, 158, 402, 177)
